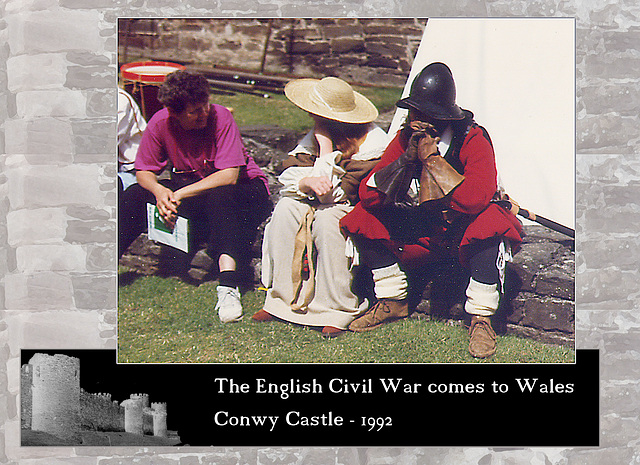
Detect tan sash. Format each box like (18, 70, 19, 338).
(290, 206, 316, 312)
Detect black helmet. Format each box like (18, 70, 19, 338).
(397, 62, 464, 121)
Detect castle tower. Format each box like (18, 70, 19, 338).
(29, 353, 80, 439)
(121, 394, 144, 435)
(20, 364, 33, 429)
(151, 402, 167, 437)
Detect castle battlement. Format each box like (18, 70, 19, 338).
(22, 354, 170, 439)
(151, 402, 167, 412)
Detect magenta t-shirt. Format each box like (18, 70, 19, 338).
(135, 104, 269, 192)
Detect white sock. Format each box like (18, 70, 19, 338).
(465, 278, 499, 317)
(372, 263, 408, 300)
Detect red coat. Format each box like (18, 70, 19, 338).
(340, 125, 523, 269)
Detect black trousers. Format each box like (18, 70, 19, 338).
(118, 177, 272, 267)
(354, 235, 502, 286)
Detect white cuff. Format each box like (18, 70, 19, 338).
(465, 278, 499, 317)
(372, 263, 408, 300)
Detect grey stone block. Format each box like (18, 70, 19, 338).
(17, 244, 87, 272)
(71, 274, 116, 310)
(16, 89, 87, 118)
(71, 119, 115, 154)
(581, 82, 640, 117)
(329, 37, 365, 54)
(536, 265, 575, 300)
(66, 206, 111, 221)
(86, 89, 115, 117)
(6, 208, 67, 246)
(178, 456, 202, 465)
(8, 10, 102, 55)
(189, 249, 215, 271)
(60, 0, 117, 9)
(600, 415, 640, 448)
(66, 51, 111, 66)
(581, 237, 640, 272)
(4, 118, 74, 155)
(86, 244, 115, 271)
(577, 269, 639, 308)
(6, 54, 67, 92)
(516, 295, 574, 333)
(4, 272, 74, 310)
(8, 165, 105, 209)
(577, 114, 639, 154)
(398, 0, 487, 16)
(65, 220, 115, 244)
(567, 448, 636, 465)
(601, 383, 640, 417)
(186, 268, 208, 282)
(66, 66, 116, 90)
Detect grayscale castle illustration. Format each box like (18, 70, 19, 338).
(21, 353, 176, 445)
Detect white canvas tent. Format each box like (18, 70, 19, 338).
(389, 18, 575, 231)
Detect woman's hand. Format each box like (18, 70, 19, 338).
(155, 186, 180, 227)
(299, 176, 333, 197)
(136, 170, 180, 228)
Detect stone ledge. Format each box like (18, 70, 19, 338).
(120, 225, 574, 346)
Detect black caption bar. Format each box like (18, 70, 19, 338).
(21, 349, 599, 447)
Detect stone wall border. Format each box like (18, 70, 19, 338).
(1, 1, 639, 464)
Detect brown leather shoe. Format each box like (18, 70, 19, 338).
(348, 299, 409, 332)
(252, 309, 275, 322)
(468, 315, 497, 358)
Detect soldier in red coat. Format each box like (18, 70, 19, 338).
(340, 62, 523, 358)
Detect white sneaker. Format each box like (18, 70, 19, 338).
(215, 285, 243, 323)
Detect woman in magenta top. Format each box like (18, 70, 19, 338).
(134, 102, 269, 195)
(119, 70, 272, 323)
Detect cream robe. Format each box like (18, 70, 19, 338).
(261, 125, 390, 329)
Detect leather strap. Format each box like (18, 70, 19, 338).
(290, 206, 316, 312)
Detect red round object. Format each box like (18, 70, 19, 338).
(120, 61, 186, 84)
(120, 61, 187, 121)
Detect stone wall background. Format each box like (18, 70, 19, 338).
(0, 0, 639, 464)
(119, 18, 425, 87)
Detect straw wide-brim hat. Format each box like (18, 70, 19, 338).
(284, 77, 379, 124)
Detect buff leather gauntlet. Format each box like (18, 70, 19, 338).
(419, 154, 465, 203)
(373, 123, 429, 207)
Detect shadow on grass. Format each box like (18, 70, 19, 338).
(117, 272, 575, 364)
(117, 270, 142, 287)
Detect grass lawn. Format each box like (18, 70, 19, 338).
(210, 84, 403, 131)
(118, 274, 575, 364)
(120, 69, 404, 131)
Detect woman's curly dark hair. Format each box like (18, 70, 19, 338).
(157, 70, 210, 113)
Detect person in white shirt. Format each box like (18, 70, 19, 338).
(117, 87, 147, 192)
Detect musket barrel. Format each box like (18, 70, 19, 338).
(494, 200, 574, 239)
(528, 213, 575, 238)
